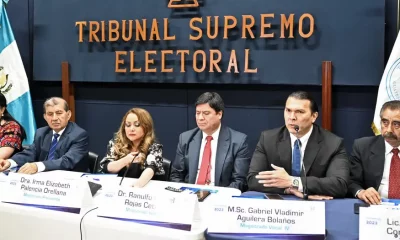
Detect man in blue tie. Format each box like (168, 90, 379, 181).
(247, 91, 349, 199)
(0, 97, 89, 174)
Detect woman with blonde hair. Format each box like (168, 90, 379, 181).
(99, 108, 164, 187)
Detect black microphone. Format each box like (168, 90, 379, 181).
(294, 125, 308, 200)
(119, 153, 140, 186)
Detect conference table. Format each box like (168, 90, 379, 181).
(206, 191, 361, 240)
(0, 171, 363, 240)
(0, 171, 241, 240)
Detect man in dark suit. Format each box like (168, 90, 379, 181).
(248, 91, 349, 198)
(0, 97, 89, 174)
(349, 100, 400, 204)
(170, 92, 251, 191)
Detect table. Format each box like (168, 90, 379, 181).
(0, 171, 241, 240)
(81, 175, 241, 240)
(206, 191, 361, 240)
(0, 202, 87, 240)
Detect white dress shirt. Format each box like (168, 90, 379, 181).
(9, 128, 66, 173)
(377, 140, 395, 198)
(288, 125, 313, 192)
(195, 124, 221, 186)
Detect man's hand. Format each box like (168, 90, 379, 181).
(255, 164, 292, 189)
(0, 159, 10, 172)
(357, 187, 381, 205)
(18, 163, 38, 174)
(288, 188, 333, 200)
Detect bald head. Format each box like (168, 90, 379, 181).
(43, 97, 69, 113)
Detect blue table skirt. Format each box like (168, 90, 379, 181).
(206, 191, 361, 240)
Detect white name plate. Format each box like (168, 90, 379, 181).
(360, 205, 400, 240)
(208, 198, 325, 236)
(97, 187, 198, 231)
(1, 172, 90, 214)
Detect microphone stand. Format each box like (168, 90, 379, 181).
(119, 153, 140, 186)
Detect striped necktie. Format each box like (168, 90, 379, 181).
(48, 133, 60, 160)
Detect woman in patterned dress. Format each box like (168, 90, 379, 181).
(0, 93, 26, 159)
(99, 108, 164, 187)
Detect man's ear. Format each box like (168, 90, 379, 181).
(312, 112, 318, 123)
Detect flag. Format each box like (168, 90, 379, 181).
(372, 31, 400, 135)
(0, 0, 36, 144)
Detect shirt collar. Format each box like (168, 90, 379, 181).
(202, 124, 221, 142)
(289, 125, 313, 147)
(53, 127, 66, 138)
(384, 140, 397, 155)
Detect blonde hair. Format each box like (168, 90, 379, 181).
(113, 108, 156, 164)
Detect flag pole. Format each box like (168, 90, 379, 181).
(398, 0, 399, 32)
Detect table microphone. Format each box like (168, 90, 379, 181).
(119, 153, 140, 186)
(294, 125, 308, 200)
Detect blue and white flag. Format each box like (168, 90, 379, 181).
(372, 31, 400, 135)
(0, 0, 36, 144)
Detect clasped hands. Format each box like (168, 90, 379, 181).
(255, 164, 333, 200)
(124, 152, 143, 166)
(0, 159, 38, 174)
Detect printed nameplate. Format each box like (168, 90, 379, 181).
(97, 187, 197, 231)
(360, 205, 400, 240)
(1, 172, 85, 213)
(208, 198, 325, 236)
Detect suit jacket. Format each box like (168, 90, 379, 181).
(247, 124, 349, 198)
(170, 125, 251, 191)
(348, 136, 386, 197)
(12, 122, 89, 172)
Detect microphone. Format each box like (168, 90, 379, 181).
(119, 153, 140, 186)
(294, 125, 308, 200)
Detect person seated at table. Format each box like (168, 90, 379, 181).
(99, 108, 164, 188)
(349, 100, 400, 204)
(0, 97, 89, 174)
(170, 92, 251, 191)
(247, 91, 349, 199)
(0, 93, 26, 159)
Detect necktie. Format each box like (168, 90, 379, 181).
(48, 133, 60, 160)
(292, 139, 301, 177)
(389, 148, 400, 199)
(197, 136, 213, 185)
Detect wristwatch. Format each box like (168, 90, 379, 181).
(291, 177, 300, 189)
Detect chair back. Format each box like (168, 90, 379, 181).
(152, 158, 171, 181)
(87, 151, 99, 173)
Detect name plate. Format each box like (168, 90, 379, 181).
(208, 198, 325, 236)
(1, 172, 90, 214)
(97, 187, 198, 231)
(360, 205, 400, 240)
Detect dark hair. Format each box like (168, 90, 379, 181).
(380, 100, 400, 118)
(0, 93, 27, 141)
(195, 92, 225, 115)
(288, 91, 319, 113)
(43, 97, 69, 113)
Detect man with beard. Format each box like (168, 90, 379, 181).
(349, 100, 400, 204)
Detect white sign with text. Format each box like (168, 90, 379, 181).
(360, 206, 400, 240)
(1, 172, 91, 213)
(208, 198, 325, 235)
(96, 187, 198, 231)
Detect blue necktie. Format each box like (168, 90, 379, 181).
(48, 133, 60, 160)
(292, 139, 301, 176)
